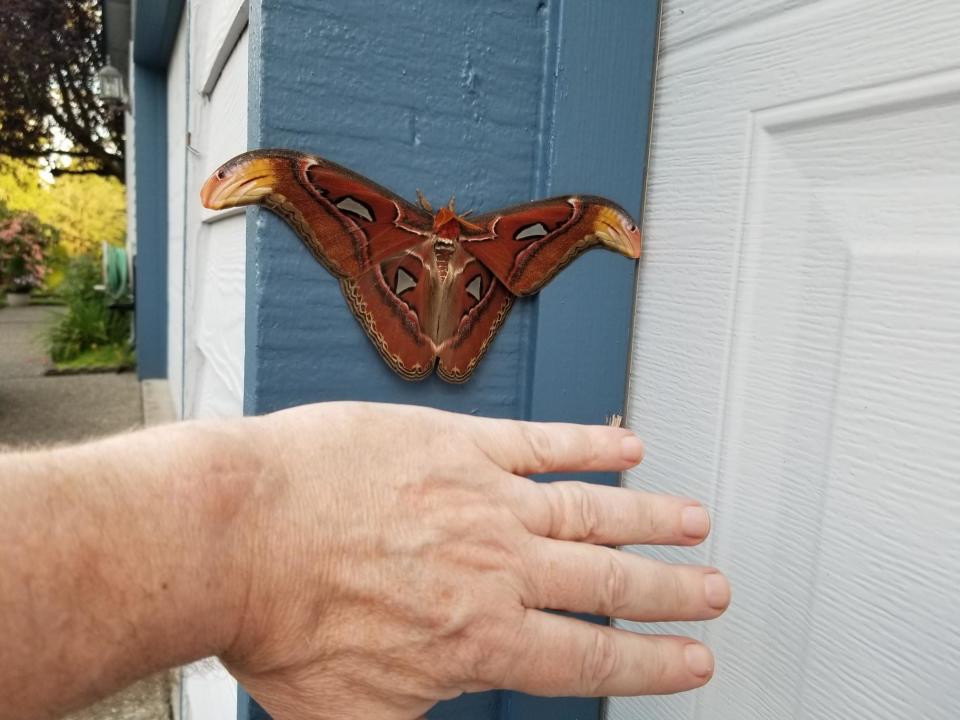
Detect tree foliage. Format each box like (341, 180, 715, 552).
(0, 0, 123, 180)
(0, 157, 125, 256)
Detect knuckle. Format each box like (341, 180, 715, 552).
(461, 616, 518, 688)
(601, 552, 630, 616)
(568, 483, 601, 540)
(521, 424, 554, 469)
(580, 630, 620, 694)
(546, 483, 603, 540)
(668, 566, 688, 608)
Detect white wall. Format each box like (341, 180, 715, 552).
(182, 22, 248, 419)
(166, 0, 247, 421)
(166, 10, 187, 418)
(162, 0, 249, 713)
(611, 2, 960, 719)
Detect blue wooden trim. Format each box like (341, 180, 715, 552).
(132, 0, 185, 69)
(508, 7, 660, 715)
(236, 687, 271, 720)
(132, 64, 168, 379)
(239, 0, 659, 717)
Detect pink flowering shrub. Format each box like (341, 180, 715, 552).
(0, 212, 55, 292)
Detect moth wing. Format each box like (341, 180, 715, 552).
(461, 195, 642, 296)
(339, 250, 438, 381)
(436, 263, 514, 384)
(299, 160, 435, 277)
(201, 149, 434, 279)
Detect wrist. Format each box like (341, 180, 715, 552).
(166, 416, 274, 660)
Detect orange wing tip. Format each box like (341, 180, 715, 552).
(593, 206, 642, 259)
(200, 156, 280, 209)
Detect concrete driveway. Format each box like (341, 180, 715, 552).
(0, 305, 142, 447)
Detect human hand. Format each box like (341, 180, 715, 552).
(223, 402, 729, 719)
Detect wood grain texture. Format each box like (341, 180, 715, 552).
(613, 2, 960, 719)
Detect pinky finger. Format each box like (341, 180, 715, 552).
(500, 611, 714, 697)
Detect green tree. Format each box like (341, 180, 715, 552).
(0, 0, 123, 180)
(0, 157, 124, 256)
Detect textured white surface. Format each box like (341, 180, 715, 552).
(179, 661, 237, 720)
(166, 13, 187, 417)
(612, 1, 960, 719)
(169, 8, 246, 713)
(180, 23, 248, 419)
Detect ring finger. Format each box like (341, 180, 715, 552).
(521, 537, 731, 622)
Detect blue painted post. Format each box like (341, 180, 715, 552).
(507, 4, 662, 717)
(129, 0, 186, 379)
(132, 64, 168, 380)
(241, 0, 660, 718)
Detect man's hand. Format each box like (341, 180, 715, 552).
(0, 402, 728, 720)
(224, 403, 730, 718)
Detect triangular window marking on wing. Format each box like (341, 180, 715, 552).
(514, 222, 548, 241)
(395, 267, 417, 295)
(465, 275, 482, 301)
(335, 196, 375, 222)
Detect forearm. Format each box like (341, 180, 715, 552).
(0, 419, 264, 720)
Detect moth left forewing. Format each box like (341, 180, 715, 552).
(463, 195, 641, 296)
(301, 161, 433, 273)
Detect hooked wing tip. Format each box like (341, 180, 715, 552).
(200, 150, 296, 210)
(592, 205, 642, 259)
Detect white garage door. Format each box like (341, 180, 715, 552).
(613, 1, 960, 719)
(168, 1, 247, 420)
(166, 1, 248, 717)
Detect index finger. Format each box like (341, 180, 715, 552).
(468, 417, 645, 476)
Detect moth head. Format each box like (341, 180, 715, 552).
(200, 152, 281, 209)
(432, 197, 485, 240)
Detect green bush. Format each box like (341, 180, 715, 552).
(47, 255, 131, 363)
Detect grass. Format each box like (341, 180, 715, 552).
(50, 342, 135, 373)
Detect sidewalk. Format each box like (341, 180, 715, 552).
(0, 304, 142, 447)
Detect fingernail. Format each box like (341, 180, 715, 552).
(620, 435, 644, 462)
(681, 506, 710, 538)
(684, 644, 714, 678)
(704, 571, 730, 610)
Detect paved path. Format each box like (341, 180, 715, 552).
(0, 304, 173, 719)
(0, 305, 142, 447)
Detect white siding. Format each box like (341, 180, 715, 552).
(166, 11, 187, 417)
(164, 0, 248, 420)
(612, 2, 960, 720)
(162, 1, 248, 712)
(181, 27, 247, 419)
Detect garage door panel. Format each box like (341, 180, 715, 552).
(614, 2, 960, 719)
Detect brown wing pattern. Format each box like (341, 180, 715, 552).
(462, 195, 642, 296)
(201, 151, 642, 383)
(200, 148, 432, 279)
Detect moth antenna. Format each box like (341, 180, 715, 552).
(416, 189, 433, 212)
(460, 209, 473, 217)
(448, 195, 456, 212)
(459, 216, 485, 232)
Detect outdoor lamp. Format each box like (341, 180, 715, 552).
(97, 59, 127, 111)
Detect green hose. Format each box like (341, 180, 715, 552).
(102, 244, 129, 302)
